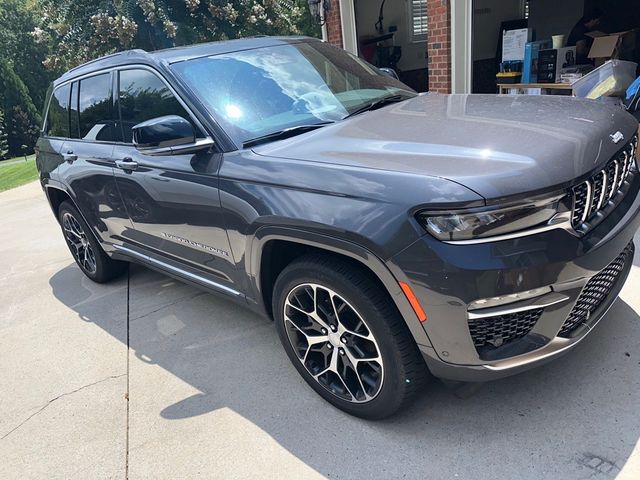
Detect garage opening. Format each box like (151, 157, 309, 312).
(471, 0, 640, 95)
(353, 0, 429, 92)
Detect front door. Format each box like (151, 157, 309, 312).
(111, 68, 238, 289)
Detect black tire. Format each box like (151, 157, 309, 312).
(58, 201, 127, 283)
(273, 254, 429, 419)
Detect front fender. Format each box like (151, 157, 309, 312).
(246, 225, 433, 350)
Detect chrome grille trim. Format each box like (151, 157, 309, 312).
(618, 155, 627, 189)
(571, 136, 637, 231)
(581, 180, 592, 223)
(612, 160, 621, 193)
(588, 172, 604, 217)
(597, 171, 608, 210)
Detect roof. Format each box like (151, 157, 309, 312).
(54, 36, 318, 86)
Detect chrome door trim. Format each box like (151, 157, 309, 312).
(113, 244, 241, 296)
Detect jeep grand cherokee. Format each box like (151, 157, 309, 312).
(36, 36, 640, 419)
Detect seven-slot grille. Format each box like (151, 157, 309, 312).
(571, 135, 638, 230)
(468, 308, 543, 352)
(558, 242, 634, 337)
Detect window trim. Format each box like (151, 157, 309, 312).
(42, 64, 211, 148)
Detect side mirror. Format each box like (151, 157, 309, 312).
(132, 115, 196, 153)
(379, 67, 400, 80)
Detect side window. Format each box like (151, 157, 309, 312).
(46, 84, 70, 138)
(118, 69, 196, 143)
(78, 73, 119, 142)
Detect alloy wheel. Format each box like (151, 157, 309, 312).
(62, 212, 97, 274)
(283, 283, 384, 403)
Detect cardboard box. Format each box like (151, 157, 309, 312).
(587, 30, 637, 66)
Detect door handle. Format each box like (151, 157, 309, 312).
(62, 151, 77, 163)
(115, 157, 138, 171)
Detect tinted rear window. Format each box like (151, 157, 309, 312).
(78, 73, 119, 141)
(46, 84, 70, 138)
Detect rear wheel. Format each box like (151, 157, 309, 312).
(273, 254, 428, 419)
(58, 201, 127, 283)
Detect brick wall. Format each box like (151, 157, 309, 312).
(426, 0, 451, 93)
(325, 3, 343, 48)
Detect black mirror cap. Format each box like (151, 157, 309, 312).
(132, 115, 196, 150)
(379, 67, 399, 80)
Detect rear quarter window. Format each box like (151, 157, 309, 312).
(46, 84, 70, 138)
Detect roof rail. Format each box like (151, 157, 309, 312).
(64, 49, 148, 75)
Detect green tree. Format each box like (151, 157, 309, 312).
(0, 0, 53, 109)
(0, 58, 41, 156)
(0, 109, 8, 160)
(37, 0, 321, 71)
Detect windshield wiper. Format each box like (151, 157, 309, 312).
(342, 94, 409, 120)
(243, 122, 333, 148)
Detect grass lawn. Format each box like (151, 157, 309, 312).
(0, 155, 38, 192)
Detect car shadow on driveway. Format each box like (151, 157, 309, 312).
(49, 262, 640, 479)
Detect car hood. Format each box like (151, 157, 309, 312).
(253, 94, 639, 201)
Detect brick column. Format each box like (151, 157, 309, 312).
(426, 0, 451, 93)
(325, 2, 344, 48)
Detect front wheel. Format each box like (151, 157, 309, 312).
(273, 254, 428, 419)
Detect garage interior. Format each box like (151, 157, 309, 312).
(350, 0, 640, 94)
(472, 0, 640, 94)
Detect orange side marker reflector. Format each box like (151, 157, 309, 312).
(399, 281, 427, 322)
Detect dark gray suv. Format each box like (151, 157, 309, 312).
(36, 36, 640, 418)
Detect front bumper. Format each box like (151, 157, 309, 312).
(390, 172, 640, 382)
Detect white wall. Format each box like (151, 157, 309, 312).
(353, 0, 427, 71)
(472, 0, 523, 61)
(452, 0, 473, 93)
(528, 0, 584, 41)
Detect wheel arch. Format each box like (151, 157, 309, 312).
(44, 183, 106, 248)
(248, 226, 433, 349)
(44, 183, 76, 222)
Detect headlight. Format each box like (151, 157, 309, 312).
(416, 196, 565, 242)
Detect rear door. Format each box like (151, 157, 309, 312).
(55, 72, 132, 245)
(36, 84, 71, 183)
(111, 67, 238, 289)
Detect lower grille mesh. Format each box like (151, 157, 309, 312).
(468, 309, 543, 351)
(558, 242, 634, 337)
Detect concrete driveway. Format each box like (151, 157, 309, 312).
(1, 180, 639, 479)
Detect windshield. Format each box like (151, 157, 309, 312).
(171, 41, 416, 146)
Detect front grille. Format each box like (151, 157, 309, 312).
(468, 308, 543, 351)
(558, 242, 634, 337)
(571, 135, 638, 231)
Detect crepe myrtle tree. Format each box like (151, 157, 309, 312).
(36, 0, 320, 71)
